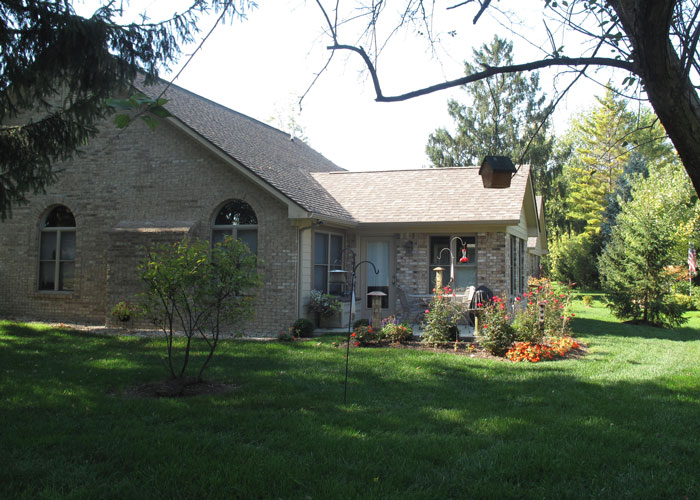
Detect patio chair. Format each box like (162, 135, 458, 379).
(396, 286, 425, 324)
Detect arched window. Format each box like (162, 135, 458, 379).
(39, 206, 76, 291)
(211, 200, 258, 254)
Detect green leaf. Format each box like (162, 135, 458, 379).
(141, 115, 159, 130)
(114, 114, 131, 128)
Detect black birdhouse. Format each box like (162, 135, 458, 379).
(479, 156, 517, 188)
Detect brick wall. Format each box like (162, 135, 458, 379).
(391, 231, 508, 311)
(0, 117, 298, 336)
(477, 232, 507, 297)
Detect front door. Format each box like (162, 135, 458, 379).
(364, 237, 395, 317)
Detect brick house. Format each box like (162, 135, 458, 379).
(0, 80, 545, 335)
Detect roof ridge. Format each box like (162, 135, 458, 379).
(134, 76, 319, 148)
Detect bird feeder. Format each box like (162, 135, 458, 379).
(367, 291, 387, 330)
(479, 156, 517, 189)
(433, 266, 445, 291)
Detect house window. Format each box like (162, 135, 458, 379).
(313, 232, 343, 295)
(211, 200, 258, 254)
(429, 235, 477, 292)
(39, 205, 76, 291)
(510, 235, 526, 296)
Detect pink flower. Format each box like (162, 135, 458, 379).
(425, 309, 430, 314)
(515, 297, 521, 301)
(477, 302, 483, 307)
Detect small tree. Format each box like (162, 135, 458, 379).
(138, 236, 261, 384)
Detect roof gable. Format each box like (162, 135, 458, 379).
(135, 79, 353, 222)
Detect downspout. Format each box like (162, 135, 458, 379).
(296, 219, 324, 318)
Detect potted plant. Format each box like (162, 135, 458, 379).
(111, 301, 135, 323)
(307, 290, 341, 327)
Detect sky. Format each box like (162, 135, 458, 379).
(76, 0, 624, 171)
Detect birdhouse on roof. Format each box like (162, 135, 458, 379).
(479, 156, 517, 188)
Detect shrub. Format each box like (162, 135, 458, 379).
(292, 318, 315, 338)
(279, 328, 296, 341)
(421, 286, 461, 345)
(548, 232, 601, 289)
(350, 324, 377, 346)
(478, 294, 516, 356)
(512, 279, 574, 343)
(381, 316, 413, 343)
(353, 318, 369, 329)
(581, 295, 593, 308)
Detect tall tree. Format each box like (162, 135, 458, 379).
(313, 1, 700, 199)
(426, 36, 551, 183)
(562, 87, 673, 235)
(0, 0, 250, 219)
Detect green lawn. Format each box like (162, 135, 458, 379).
(2, 299, 700, 499)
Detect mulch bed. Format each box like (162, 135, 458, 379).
(337, 338, 588, 361)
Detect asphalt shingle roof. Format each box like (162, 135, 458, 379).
(134, 79, 531, 226)
(135, 79, 353, 221)
(311, 166, 531, 224)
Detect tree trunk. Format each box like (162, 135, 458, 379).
(613, 0, 700, 195)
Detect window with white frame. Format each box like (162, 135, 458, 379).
(510, 235, 526, 296)
(313, 232, 343, 295)
(211, 200, 258, 254)
(429, 235, 477, 292)
(39, 205, 76, 291)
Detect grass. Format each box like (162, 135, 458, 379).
(2, 298, 700, 499)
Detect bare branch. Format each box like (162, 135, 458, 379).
(327, 42, 637, 102)
(472, 0, 492, 24)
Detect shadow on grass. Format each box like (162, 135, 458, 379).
(2, 322, 700, 499)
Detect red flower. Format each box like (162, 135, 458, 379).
(368, 327, 373, 333)
(355, 342, 360, 347)
(515, 297, 521, 301)
(425, 309, 430, 314)
(477, 302, 483, 307)
(351, 332, 357, 337)
(571, 313, 575, 317)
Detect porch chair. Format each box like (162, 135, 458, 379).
(457, 286, 476, 326)
(396, 286, 425, 325)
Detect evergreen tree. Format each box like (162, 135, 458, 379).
(425, 36, 551, 192)
(0, 0, 249, 220)
(599, 162, 699, 327)
(600, 152, 649, 244)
